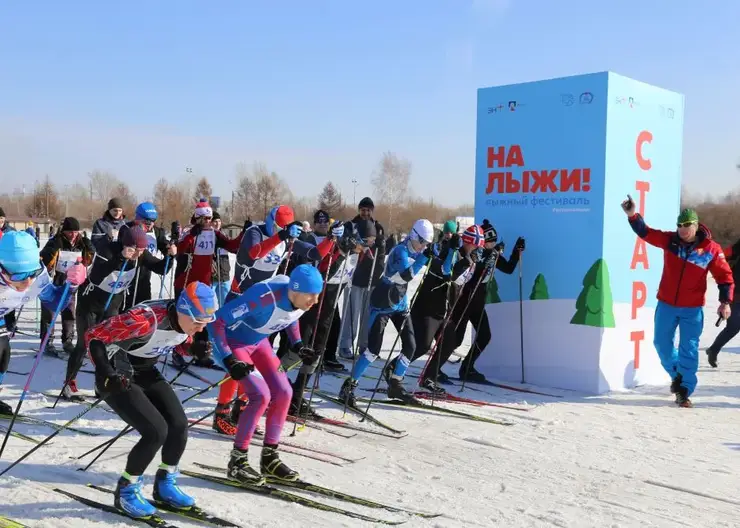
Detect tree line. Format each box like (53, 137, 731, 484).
(0, 152, 473, 234)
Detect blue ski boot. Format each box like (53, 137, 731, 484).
(114, 476, 157, 519)
(153, 466, 195, 509)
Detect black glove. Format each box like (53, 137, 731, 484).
(171, 221, 181, 241)
(103, 374, 130, 395)
(338, 236, 359, 254)
(243, 218, 253, 232)
(423, 245, 436, 259)
(189, 340, 212, 361)
(190, 223, 203, 238)
(449, 233, 462, 249)
(297, 346, 320, 365)
(223, 355, 254, 381)
(514, 237, 526, 251)
(494, 241, 505, 253)
(278, 221, 304, 241)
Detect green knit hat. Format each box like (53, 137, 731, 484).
(677, 208, 698, 225)
(442, 220, 457, 234)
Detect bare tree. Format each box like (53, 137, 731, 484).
(153, 178, 170, 216)
(371, 151, 411, 232)
(253, 163, 292, 218)
(26, 177, 63, 219)
(113, 182, 137, 213)
(317, 182, 342, 215)
(193, 177, 213, 204)
(88, 170, 120, 205)
(233, 162, 256, 221)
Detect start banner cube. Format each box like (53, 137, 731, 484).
(474, 72, 685, 394)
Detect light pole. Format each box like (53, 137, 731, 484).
(351, 178, 358, 205)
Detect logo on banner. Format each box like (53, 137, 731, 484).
(561, 94, 575, 106)
(579, 92, 593, 104)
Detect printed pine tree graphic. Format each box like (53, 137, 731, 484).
(485, 276, 502, 303)
(570, 258, 616, 328)
(529, 273, 549, 300)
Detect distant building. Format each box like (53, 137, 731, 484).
(4, 216, 54, 236)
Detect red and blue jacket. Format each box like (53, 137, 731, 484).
(628, 214, 734, 307)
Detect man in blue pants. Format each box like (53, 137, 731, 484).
(622, 196, 733, 407)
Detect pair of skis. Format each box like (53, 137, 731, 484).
(185, 463, 441, 524)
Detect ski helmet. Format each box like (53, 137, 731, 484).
(265, 205, 295, 237)
(177, 281, 218, 322)
(462, 225, 485, 248)
(135, 201, 158, 222)
(409, 219, 434, 244)
(289, 264, 324, 294)
(0, 231, 42, 274)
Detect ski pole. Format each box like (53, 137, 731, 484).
(103, 260, 128, 313)
(518, 254, 525, 384)
(0, 398, 103, 476)
(359, 259, 431, 420)
(289, 251, 336, 436)
(158, 255, 170, 299)
(0, 283, 70, 460)
(295, 255, 350, 434)
(131, 266, 141, 308)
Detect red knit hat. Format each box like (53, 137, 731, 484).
(461, 225, 484, 248)
(273, 205, 294, 229)
(194, 199, 213, 218)
(120, 225, 149, 250)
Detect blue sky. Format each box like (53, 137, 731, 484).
(1, 0, 738, 207)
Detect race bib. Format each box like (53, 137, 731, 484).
(145, 231, 159, 255)
(110, 228, 119, 241)
(251, 241, 286, 273)
(127, 329, 187, 359)
(98, 268, 137, 294)
(56, 250, 82, 273)
(194, 230, 216, 256)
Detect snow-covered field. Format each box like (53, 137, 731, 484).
(1, 261, 739, 527)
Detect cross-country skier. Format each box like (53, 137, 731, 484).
(91, 197, 127, 250)
(39, 216, 95, 357)
(210, 205, 339, 435)
(63, 225, 174, 401)
(425, 220, 523, 385)
(705, 236, 740, 367)
(284, 223, 368, 417)
(339, 219, 435, 406)
(121, 202, 171, 310)
(622, 197, 733, 407)
(211, 212, 231, 307)
(398, 225, 483, 393)
(86, 282, 217, 519)
(209, 264, 324, 484)
(0, 231, 86, 414)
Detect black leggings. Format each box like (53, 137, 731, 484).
(68, 303, 119, 382)
(41, 294, 76, 345)
(708, 300, 740, 354)
(0, 335, 10, 380)
(104, 368, 188, 476)
(410, 310, 444, 362)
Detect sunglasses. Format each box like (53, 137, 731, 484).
(183, 303, 216, 324)
(1, 264, 43, 282)
(677, 222, 696, 228)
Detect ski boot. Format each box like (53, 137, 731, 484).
(261, 445, 299, 482)
(62, 379, 86, 402)
(62, 339, 75, 355)
(289, 397, 324, 420)
(44, 343, 63, 358)
(171, 352, 188, 370)
(153, 467, 195, 510)
(458, 365, 485, 384)
(338, 378, 358, 408)
(0, 399, 13, 416)
(675, 387, 693, 408)
(227, 448, 266, 485)
(419, 376, 446, 395)
(230, 399, 247, 425)
(382, 358, 396, 385)
(706, 348, 719, 368)
(322, 359, 347, 372)
(213, 404, 237, 436)
(670, 373, 683, 394)
(387, 378, 420, 405)
(194, 355, 216, 369)
(114, 476, 157, 519)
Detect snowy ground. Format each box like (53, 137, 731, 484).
(1, 260, 739, 527)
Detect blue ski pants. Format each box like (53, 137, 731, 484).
(653, 301, 703, 396)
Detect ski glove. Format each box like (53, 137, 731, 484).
(279, 221, 304, 241)
(104, 374, 130, 395)
(494, 241, 505, 253)
(514, 237, 526, 251)
(189, 340, 212, 361)
(65, 261, 87, 286)
(423, 245, 437, 259)
(223, 355, 254, 381)
(449, 233, 462, 249)
(338, 236, 359, 254)
(297, 346, 320, 365)
(243, 218, 253, 232)
(329, 220, 344, 239)
(190, 223, 203, 238)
